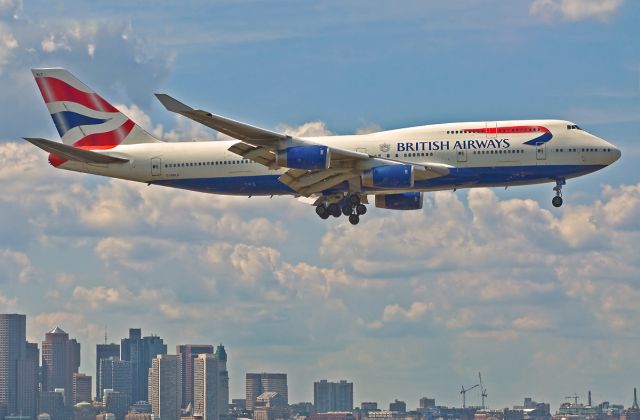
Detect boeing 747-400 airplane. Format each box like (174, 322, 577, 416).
(25, 68, 621, 225)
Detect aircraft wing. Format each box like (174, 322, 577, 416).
(155, 93, 451, 195)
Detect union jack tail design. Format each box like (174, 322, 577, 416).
(32, 68, 160, 150)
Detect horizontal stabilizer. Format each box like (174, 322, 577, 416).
(23, 138, 129, 164)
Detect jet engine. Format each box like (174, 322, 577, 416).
(362, 164, 414, 188)
(375, 192, 423, 210)
(276, 145, 330, 170)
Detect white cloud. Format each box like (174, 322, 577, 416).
(529, 0, 624, 22)
(276, 121, 334, 137)
(72, 285, 130, 309)
(382, 301, 430, 322)
(0, 292, 17, 308)
(0, 248, 33, 283)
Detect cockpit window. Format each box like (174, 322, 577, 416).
(567, 124, 582, 130)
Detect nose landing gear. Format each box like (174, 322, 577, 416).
(552, 178, 565, 208)
(316, 193, 367, 225)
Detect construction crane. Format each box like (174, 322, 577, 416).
(479, 372, 488, 409)
(461, 384, 479, 409)
(565, 394, 579, 406)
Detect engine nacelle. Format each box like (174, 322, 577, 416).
(375, 192, 423, 210)
(276, 145, 330, 170)
(362, 164, 414, 189)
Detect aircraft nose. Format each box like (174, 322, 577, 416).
(613, 146, 621, 161)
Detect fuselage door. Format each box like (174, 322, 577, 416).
(151, 157, 162, 176)
(485, 121, 498, 140)
(456, 148, 467, 162)
(536, 142, 546, 161)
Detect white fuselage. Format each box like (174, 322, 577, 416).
(56, 119, 620, 196)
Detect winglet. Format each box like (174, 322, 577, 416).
(155, 93, 196, 114)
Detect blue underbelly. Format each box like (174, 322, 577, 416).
(149, 164, 605, 195)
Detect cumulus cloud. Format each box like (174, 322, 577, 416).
(529, 0, 624, 22)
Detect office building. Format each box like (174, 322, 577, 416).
(124, 414, 154, 420)
(96, 343, 120, 402)
(148, 354, 182, 420)
(129, 401, 152, 413)
(121, 329, 167, 403)
(310, 414, 355, 420)
(71, 373, 91, 404)
(361, 403, 378, 412)
(194, 354, 220, 420)
(38, 390, 71, 420)
(389, 401, 406, 413)
(99, 358, 132, 404)
(215, 345, 229, 419)
(0, 314, 26, 420)
(42, 327, 80, 405)
(314, 380, 353, 413)
(104, 390, 129, 420)
(253, 392, 287, 420)
(73, 401, 98, 420)
(245, 373, 288, 411)
(177, 344, 214, 409)
(420, 398, 436, 409)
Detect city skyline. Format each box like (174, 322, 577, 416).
(0, 0, 639, 413)
(2, 312, 638, 412)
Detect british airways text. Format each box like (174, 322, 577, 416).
(397, 139, 511, 152)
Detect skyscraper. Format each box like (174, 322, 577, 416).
(96, 343, 120, 402)
(41, 327, 80, 405)
(104, 390, 130, 420)
(215, 345, 229, 420)
(148, 355, 182, 420)
(314, 380, 353, 413)
(177, 344, 214, 409)
(194, 354, 220, 420)
(99, 357, 132, 403)
(72, 373, 91, 404)
(0, 314, 26, 420)
(121, 329, 167, 403)
(245, 373, 288, 411)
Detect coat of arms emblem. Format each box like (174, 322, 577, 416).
(379, 143, 391, 153)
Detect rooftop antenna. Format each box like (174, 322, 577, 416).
(479, 372, 488, 409)
(104, 325, 108, 345)
(565, 394, 579, 406)
(461, 383, 479, 409)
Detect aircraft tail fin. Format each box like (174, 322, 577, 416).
(31, 68, 161, 149)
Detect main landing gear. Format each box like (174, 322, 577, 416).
(552, 178, 565, 208)
(315, 193, 367, 225)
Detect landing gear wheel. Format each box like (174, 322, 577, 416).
(327, 203, 341, 218)
(316, 205, 328, 218)
(348, 214, 360, 225)
(356, 204, 367, 215)
(342, 204, 353, 216)
(349, 194, 361, 205)
(552, 178, 565, 208)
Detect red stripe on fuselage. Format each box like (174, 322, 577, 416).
(462, 125, 550, 134)
(35, 76, 119, 113)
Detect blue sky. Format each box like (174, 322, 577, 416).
(0, 0, 639, 410)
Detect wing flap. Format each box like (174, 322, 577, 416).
(23, 137, 129, 164)
(227, 143, 279, 168)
